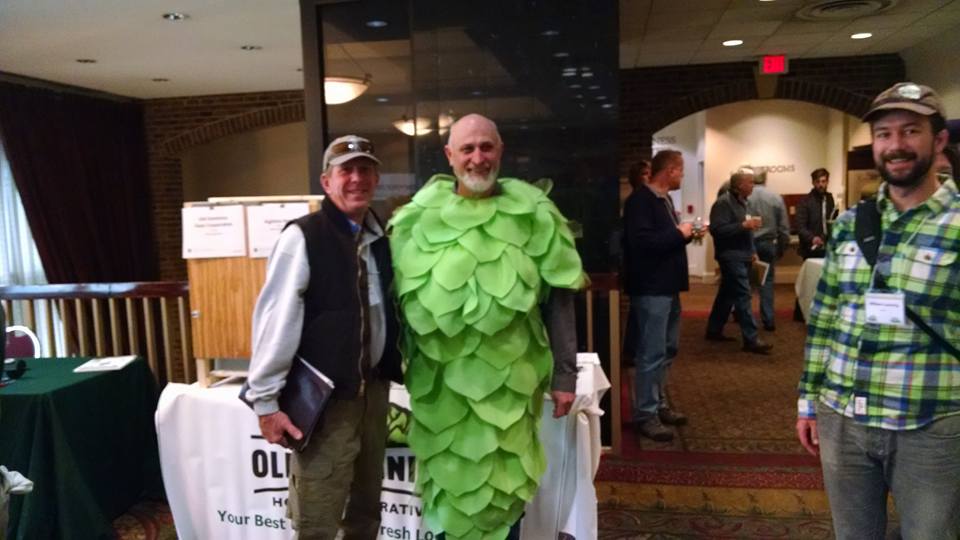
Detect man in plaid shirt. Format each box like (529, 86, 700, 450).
(797, 82, 960, 539)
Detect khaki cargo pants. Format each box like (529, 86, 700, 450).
(288, 378, 389, 540)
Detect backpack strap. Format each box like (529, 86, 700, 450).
(854, 197, 960, 361)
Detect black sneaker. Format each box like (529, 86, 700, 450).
(658, 407, 688, 426)
(742, 340, 773, 354)
(635, 416, 674, 442)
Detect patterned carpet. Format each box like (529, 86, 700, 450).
(621, 312, 809, 455)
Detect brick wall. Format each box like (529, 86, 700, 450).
(142, 55, 905, 278)
(142, 90, 304, 280)
(620, 54, 905, 175)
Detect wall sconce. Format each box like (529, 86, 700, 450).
(393, 116, 433, 136)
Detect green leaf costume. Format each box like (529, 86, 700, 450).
(389, 174, 586, 540)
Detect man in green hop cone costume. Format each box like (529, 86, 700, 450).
(389, 114, 586, 540)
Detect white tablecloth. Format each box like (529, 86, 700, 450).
(795, 258, 825, 321)
(156, 354, 609, 540)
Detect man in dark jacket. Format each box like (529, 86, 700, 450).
(622, 149, 698, 441)
(245, 135, 403, 538)
(796, 168, 835, 258)
(706, 169, 773, 354)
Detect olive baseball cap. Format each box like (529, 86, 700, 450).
(863, 82, 945, 121)
(322, 135, 380, 171)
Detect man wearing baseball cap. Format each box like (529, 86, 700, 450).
(797, 82, 960, 539)
(245, 135, 403, 537)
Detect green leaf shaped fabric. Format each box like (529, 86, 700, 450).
(389, 174, 585, 540)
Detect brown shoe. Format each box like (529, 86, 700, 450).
(742, 340, 773, 354)
(635, 416, 674, 442)
(658, 407, 688, 426)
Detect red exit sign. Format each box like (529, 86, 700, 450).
(760, 55, 789, 74)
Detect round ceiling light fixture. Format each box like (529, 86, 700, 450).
(723, 39, 744, 47)
(393, 116, 433, 137)
(365, 20, 388, 28)
(162, 12, 188, 21)
(796, 0, 897, 21)
(851, 32, 873, 39)
(324, 75, 371, 105)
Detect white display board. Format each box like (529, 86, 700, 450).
(246, 203, 311, 258)
(182, 205, 247, 259)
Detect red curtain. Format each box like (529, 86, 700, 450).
(0, 81, 157, 283)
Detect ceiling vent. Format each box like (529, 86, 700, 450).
(796, 0, 897, 21)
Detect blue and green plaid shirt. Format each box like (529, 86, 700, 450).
(798, 179, 960, 430)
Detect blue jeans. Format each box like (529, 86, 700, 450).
(629, 294, 680, 420)
(816, 404, 960, 540)
(754, 240, 776, 328)
(706, 259, 758, 345)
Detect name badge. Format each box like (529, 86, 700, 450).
(864, 291, 906, 326)
(854, 396, 867, 415)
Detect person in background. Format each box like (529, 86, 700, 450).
(706, 168, 772, 354)
(934, 144, 959, 182)
(244, 135, 403, 538)
(623, 150, 696, 441)
(797, 82, 960, 540)
(796, 168, 836, 259)
(621, 159, 651, 409)
(746, 170, 790, 331)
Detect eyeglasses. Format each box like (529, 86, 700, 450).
(327, 139, 374, 157)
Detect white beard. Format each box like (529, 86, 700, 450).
(458, 169, 498, 195)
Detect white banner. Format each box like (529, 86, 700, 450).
(156, 356, 607, 540)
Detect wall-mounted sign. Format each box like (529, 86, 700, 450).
(760, 55, 789, 75)
(182, 205, 246, 259)
(247, 203, 311, 258)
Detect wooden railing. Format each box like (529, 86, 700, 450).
(1, 282, 193, 384)
(582, 273, 623, 455)
(2, 274, 624, 451)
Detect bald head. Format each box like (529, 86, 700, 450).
(447, 114, 502, 146)
(444, 113, 504, 198)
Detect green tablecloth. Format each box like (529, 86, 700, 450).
(0, 358, 160, 540)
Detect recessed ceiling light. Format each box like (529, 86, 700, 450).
(75, 58, 97, 63)
(365, 20, 388, 28)
(723, 39, 744, 47)
(241, 45, 262, 51)
(376, 97, 390, 103)
(553, 51, 569, 58)
(588, 84, 601, 90)
(601, 103, 613, 109)
(541, 30, 560, 37)
(568, 83, 582, 89)
(581, 72, 594, 78)
(471, 90, 484, 96)
(595, 96, 608, 101)
(851, 32, 873, 39)
(562, 71, 577, 77)
(162, 12, 188, 21)
(151, 78, 169, 82)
